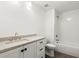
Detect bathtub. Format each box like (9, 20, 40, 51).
(55, 41, 79, 57)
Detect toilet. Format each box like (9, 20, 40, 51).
(45, 43, 56, 57)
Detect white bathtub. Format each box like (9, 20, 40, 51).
(55, 41, 79, 57)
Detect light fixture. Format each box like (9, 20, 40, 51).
(67, 18, 72, 21)
(25, 1, 32, 9)
(44, 4, 49, 7)
(10, 1, 19, 5)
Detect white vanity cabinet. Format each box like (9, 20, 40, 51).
(0, 42, 36, 58)
(0, 38, 46, 58)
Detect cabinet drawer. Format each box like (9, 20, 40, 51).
(37, 39, 46, 46)
(37, 50, 45, 58)
(37, 46, 45, 52)
(37, 54, 45, 58)
(37, 47, 45, 56)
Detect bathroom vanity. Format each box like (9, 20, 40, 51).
(0, 35, 46, 58)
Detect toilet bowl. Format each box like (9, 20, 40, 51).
(45, 43, 56, 57)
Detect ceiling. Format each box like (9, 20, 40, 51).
(33, 1, 79, 14)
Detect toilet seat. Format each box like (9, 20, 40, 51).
(46, 44, 56, 49)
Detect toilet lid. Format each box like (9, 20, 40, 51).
(46, 44, 56, 48)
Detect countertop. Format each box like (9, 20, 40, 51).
(0, 35, 45, 53)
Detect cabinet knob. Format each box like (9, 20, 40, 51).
(40, 48, 43, 51)
(24, 48, 27, 51)
(56, 35, 58, 37)
(21, 49, 24, 52)
(40, 41, 43, 44)
(41, 56, 43, 58)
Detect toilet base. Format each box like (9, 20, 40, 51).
(45, 48, 54, 57)
(46, 52, 54, 57)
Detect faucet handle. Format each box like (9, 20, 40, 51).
(56, 39, 59, 41)
(15, 32, 18, 36)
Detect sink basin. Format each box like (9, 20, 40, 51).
(5, 39, 29, 44)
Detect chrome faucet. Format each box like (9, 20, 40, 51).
(13, 32, 18, 40)
(14, 32, 21, 40)
(8, 32, 21, 41)
(15, 32, 18, 36)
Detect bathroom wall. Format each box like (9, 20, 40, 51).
(44, 9, 57, 44)
(0, 1, 45, 37)
(57, 9, 79, 57)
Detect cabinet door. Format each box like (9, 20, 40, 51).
(24, 42, 36, 58)
(0, 47, 23, 58)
